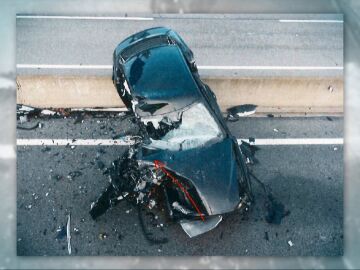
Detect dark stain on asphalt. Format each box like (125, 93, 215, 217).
(265, 194, 290, 225)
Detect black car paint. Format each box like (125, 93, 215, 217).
(113, 27, 252, 213)
(90, 27, 253, 235)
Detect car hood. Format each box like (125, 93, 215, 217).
(140, 137, 241, 215)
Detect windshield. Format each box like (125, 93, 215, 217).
(146, 103, 224, 151)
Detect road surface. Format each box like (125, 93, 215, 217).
(16, 14, 343, 77)
(16, 114, 343, 256)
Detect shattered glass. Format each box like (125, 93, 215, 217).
(148, 103, 224, 151)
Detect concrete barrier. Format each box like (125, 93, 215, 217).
(16, 75, 343, 114)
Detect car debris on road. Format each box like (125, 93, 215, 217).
(226, 104, 257, 121)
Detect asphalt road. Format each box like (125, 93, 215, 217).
(16, 114, 343, 256)
(16, 14, 343, 77)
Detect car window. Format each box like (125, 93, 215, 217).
(148, 103, 224, 151)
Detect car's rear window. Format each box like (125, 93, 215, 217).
(121, 35, 170, 62)
(124, 45, 201, 115)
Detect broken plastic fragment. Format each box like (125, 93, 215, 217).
(240, 140, 260, 165)
(19, 115, 28, 123)
(136, 192, 145, 203)
(226, 104, 257, 121)
(99, 232, 108, 240)
(172, 201, 192, 215)
(41, 109, 57, 116)
(134, 180, 146, 191)
(56, 226, 66, 240)
(148, 199, 156, 209)
(180, 215, 222, 238)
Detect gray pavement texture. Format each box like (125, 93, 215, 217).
(17, 115, 343, 256)
(16, 14, 343, 77)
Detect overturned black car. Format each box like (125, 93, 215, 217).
(90, 27, 253, 237)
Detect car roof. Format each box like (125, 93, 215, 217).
(123, 44, 201, 116)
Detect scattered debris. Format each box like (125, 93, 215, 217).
(52, 174, 63, 181)
(137, 205, 169, 244)
(41, 146, 51, 152)
(73, 113, 85, 124)
(288, 240, 294, 247)
(56, 226, 67, 240)
(41, 109, 57, 116)
(273, 128, 279, 133)
(19, 115, 28, 123)
(334, 147, 338, 151)
(226, 104, 257, 121)
(148, 199, 156, 209)
(17, 122, 40, 130)
(17, 105, 41, 119)
(328, 85, 334, 93)
(99, 232, 108, 240)
(240, 140, 260, 165)
(67, 171, 83, 180)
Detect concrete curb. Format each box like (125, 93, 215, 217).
(16, 75, 343, 113)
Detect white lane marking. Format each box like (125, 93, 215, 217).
(17, 64, 344, 71)
(197, 66, 343, 70)
(0, 145, 16, 159)
(16, 138, 343, 146)
(17, 64, 112, 69)
(15, 15, 342, 23)
(0, 77, 16, 89)
(16, 139, 135, 146)
(238, 138, 343, 145)
(279, 19, 343, 23)
(16, 15, 154, 21)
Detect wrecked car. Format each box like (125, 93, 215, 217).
(90, 27, 253, 238)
